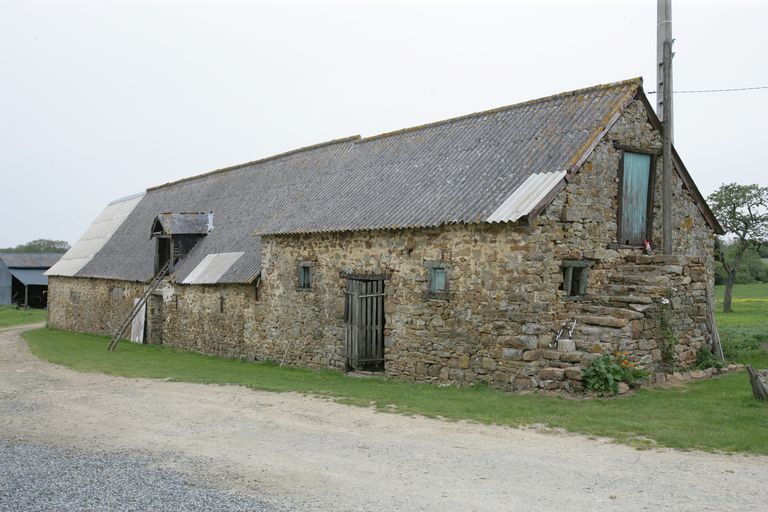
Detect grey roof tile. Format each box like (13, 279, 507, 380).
(0, 253, 62, 268)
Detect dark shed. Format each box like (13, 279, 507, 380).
(0, 253, 61, 308)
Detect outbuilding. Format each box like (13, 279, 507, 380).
(0, 253, 61, 308)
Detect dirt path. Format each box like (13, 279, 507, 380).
(2, 326, 766, 511)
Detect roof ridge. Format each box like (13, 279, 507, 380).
(356, 77, 643, 143)
(144, 77, 642, 193)
(146, 135, 362, 192)
(107, 191, 145, 206)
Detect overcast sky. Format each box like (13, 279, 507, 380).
(1, 0, 766, 247)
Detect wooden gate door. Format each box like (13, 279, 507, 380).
(344, 278, 385, 371)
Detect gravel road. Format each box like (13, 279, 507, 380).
(0, 442, 278, 512)
(2, 324, 767, 511)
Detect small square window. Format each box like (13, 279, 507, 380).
(299, 264, 312, 289)
(561, 261, 591, 298)
(430, 267, 447, 294)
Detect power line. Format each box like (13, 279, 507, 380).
(647, 85, 768, 94)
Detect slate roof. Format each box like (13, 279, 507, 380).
(0, 253, 61, 268)
(152, 212, 212, 236)
(51, 78, 718, 285)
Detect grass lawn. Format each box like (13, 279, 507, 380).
(24, 322, 768, 455)
(0, 305, 47, 328)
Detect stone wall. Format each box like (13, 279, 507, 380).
(162, 282, 261, 359)
(48, 276, 146, 336)
(47, 276, 260, 359)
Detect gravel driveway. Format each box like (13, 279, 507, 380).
(2, 325, 767, 511)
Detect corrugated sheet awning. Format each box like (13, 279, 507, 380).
(9, 268, 49, 286)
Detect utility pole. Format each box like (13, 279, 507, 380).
(658, 0, 673, 255)
(656, 0, 673, 143)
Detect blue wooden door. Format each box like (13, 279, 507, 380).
(620, 152, 652, 245)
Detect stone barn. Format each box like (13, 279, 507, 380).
(47, 78, 723, 392)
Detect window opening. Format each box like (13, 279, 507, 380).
(561, 261, 592, 297)
(431, 267, 447, 293)
(299, 264, 312, 289)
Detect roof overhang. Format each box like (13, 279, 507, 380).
(151, 212, 213, 238)
(9, 268, 49, 286)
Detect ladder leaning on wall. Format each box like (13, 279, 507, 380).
(107, 260, 171, 352)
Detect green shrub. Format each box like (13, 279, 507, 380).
(695, 345, 724, 370)
(582, 355, 621, 395)
(583, 353, 649, 396)
(618, 363, 649, 388)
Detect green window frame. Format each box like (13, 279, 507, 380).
(298, 264, 312, 289)
(431, 267, 447, 294)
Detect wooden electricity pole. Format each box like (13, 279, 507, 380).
(657, 0, 674, 255)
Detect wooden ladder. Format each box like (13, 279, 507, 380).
(107, 260, 171, 352)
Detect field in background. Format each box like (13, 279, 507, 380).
(0, 305, 47, 328)
(715, 283, 768, 367)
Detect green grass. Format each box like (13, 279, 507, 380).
(23, 327, 768, 455)
(0, 305, 47, 328)
(715, 283, 768, 367)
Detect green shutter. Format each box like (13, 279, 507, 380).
(431, 268, 446, 293)
(621, 152, 652, 245)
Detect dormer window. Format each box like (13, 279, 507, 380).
(151, 212, 212, 274)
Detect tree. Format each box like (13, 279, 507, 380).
(714, 244, 768, 285)
(707, 183, 768, 313)
(0, 239, 70, 253)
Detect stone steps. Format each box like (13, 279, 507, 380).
(579, 305, 644, 321)
(604, 284, 669, 296)
(609, 273, 672, 286)
(578, 314, 629, 329)
(592, 294, 653, 305)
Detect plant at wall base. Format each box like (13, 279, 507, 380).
(659, 293, 677, 369)
(695, 345, 724, 371)
(582, 355, 620, 395)
(582, 353, 649, 396)
(616, 352, 649, 388)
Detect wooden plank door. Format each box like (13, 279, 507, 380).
(620, 152, 652, 245)
(344, 278, 385, 371)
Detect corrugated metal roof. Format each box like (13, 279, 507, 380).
(182, 252, 245, 284)
(46, 193, 144, 277)
(0, 253, 61, 268)
(62, 78, 644, 285)
(8, 268, 49, 286)
(486, 171, 567, 223)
